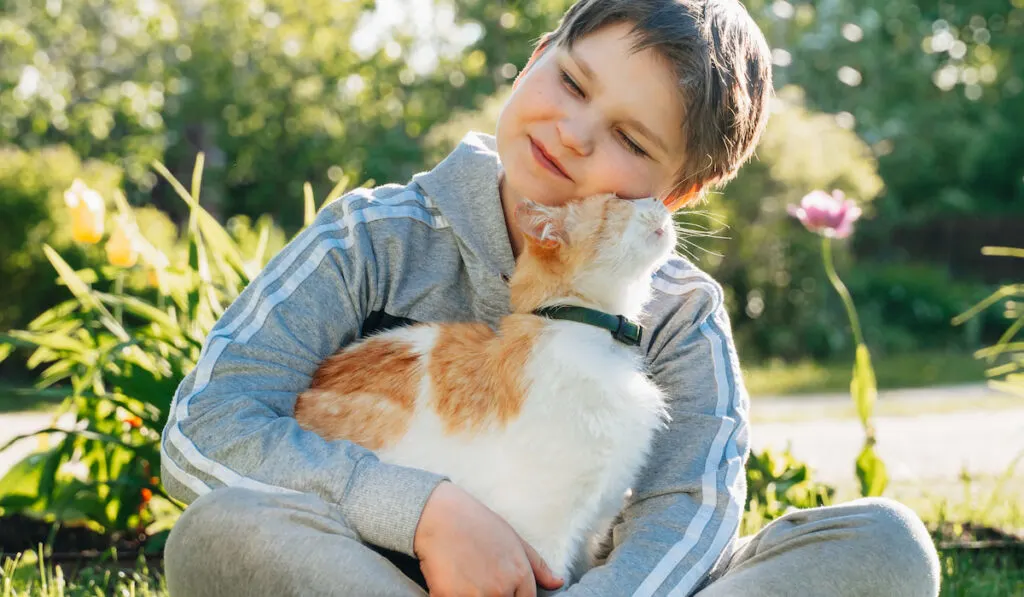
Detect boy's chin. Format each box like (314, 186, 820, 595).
(505, 170, 575, 207)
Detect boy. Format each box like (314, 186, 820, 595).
(160, 1, 940, 595)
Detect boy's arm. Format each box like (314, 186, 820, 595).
(159, 190, 447, 557)
(565, 267, 749, 597)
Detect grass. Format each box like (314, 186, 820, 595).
(743, 350, 988, 397)
(1, 544, 1020, 597)
(1, 548, 166, 596)
(939, 549, 1024, 597)
(748, 391, 1022, 423)
(4, 472, 1022, 597)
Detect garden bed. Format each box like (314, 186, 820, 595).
(0, 514, 164, 565)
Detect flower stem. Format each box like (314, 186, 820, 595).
(821, 237, 864, 348)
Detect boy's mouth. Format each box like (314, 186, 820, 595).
(529, 137, 573, 182)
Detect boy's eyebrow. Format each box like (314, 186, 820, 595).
(568, 48, 671, 156)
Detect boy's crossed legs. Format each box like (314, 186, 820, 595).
(165, 486, 939, 596)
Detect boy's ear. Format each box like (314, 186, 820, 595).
(663, 184, 704, 212)
(515, 199, 567, 249)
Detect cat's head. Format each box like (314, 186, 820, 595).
(509, 194, 676, 318)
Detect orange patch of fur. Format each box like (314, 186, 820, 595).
(510, 196, 631, 313)
(295, 338, 420, 450)
(428, 315, 543, 434)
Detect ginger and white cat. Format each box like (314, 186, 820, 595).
(294, 194, 676, 579)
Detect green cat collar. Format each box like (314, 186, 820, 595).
(532, 305, 644, 347)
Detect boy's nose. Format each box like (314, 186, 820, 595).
(556, 117, 594, 157)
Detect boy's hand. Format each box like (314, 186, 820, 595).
(414, 481, 564, 596)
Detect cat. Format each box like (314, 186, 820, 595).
(294, 193, 676, 580)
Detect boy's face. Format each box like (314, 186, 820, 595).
(496, 22, 687, 209)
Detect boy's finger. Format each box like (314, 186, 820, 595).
(514, 577, 538, 597)
(520, 539, 564, 590)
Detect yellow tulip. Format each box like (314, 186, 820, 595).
(63, 179, 105, 244)
(105, 218, 141, 268)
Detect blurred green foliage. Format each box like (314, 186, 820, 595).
(0, 0, 571, 229)
(954, 246, 1024, 397)
(1, 0, 1021, 364)
(0, 145, 121, 331)
(692, 87, 887, 360)
(0, 155, 315, 535)
(753, 0, 1024, 219)
(742, 447, 835, 535)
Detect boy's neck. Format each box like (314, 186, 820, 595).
(498, 169, 526, 260)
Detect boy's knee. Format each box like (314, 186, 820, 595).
(847, 498, 941, 597)
(164, 487, 278, 595)
(168, 486, 263, 546)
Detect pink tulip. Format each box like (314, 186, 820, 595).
(787, 189, 862, 239)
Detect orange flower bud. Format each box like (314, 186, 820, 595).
(140, 488, 153, 502)
(106, 218, 141, 268)
(122, 414, 143, 428)
(63, 179, 105, 244)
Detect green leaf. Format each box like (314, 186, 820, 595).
(981, 246, 1024, 259)
(155, 158, 253, 283)
(27, 299, 80, 331)
(37, 436, 75, 504)
(855, 442, 888, 497)
(5, 330, 89, 353)
(94, 291, 181, 335)
(0, 449, 51, 502)
(952, 284, 1022, 326)
(304, 182, 316, 227)
(850, 343, 877, 428)
(0, 343, 12, 365)
(321, 175, 351, 211)
(191, 152, 206, 202)
(42, 245, 130, 343)
(36, 359, 76, 390)
(252, 216, 272, 267)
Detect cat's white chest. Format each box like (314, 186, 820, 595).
(379, 321, 667, 579)
(523, 322, 665, 440)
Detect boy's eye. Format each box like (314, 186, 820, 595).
(559, 69, 584, 97)
(618, 131, 648, 158)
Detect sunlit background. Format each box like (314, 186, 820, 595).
(0, 0, 1022, 593)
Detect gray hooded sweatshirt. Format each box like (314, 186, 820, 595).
(160, 132, 750, 597)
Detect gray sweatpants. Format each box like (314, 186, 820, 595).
(163, 487, 940, 597)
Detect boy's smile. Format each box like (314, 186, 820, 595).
(496, 21, 687, 218)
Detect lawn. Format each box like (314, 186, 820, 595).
(2, 544, 1019, 596)
(743, 349, 989, 397)
(3, 473, 1022, 597)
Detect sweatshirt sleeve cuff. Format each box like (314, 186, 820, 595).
(339, 456, 448, 556)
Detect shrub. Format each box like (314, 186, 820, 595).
(0, 156, 335, 537)
(0, 145, 122, 335)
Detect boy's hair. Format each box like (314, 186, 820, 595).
(539, 0, 773, 201)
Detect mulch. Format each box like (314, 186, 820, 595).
(1, 514, 1022, 566)
(0, 514, 163, 566)
(930, 521, 1024, 551)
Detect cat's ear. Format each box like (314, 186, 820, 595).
(515, 199, 567, 249)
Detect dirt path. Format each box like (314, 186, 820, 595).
(751, 407, 1024, 486)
